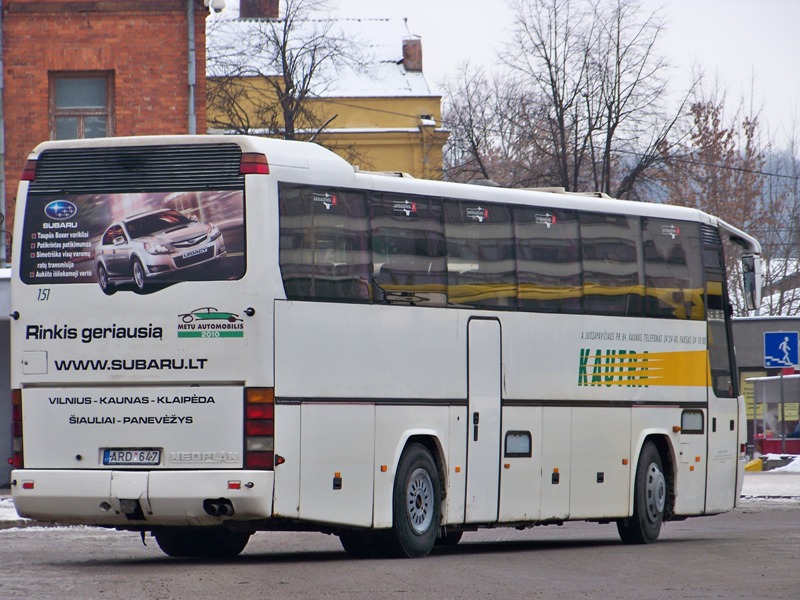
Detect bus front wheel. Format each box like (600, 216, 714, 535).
(617, 441, 666, 544)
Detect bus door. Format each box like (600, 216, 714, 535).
(465, 318, 502, 523)
(703, 233, 739, 513)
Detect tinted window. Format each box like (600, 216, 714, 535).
(642, 219, 704, 320)
(514, 207, 581, 313)
(126, 210, 192, 238)
(370, 194, 446, 306)
(580, 213, 643, 317)
(279, 184, 371, 302)
(101, 225, 125, 246)
(444, 200, 516, 309)
(704, 240, 735, 398)
(276, 185, 728, 326)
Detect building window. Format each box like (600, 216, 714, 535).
(50, 73, 113, 140)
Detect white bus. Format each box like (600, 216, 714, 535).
(9, 135, 762, 559)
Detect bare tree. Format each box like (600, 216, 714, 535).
(512, 0, 694, 196)
(441, 65, 498, 182)
(206, 0, 361, 140)
(753, 123, 800, 315)
(589, 0, 692, 198)
(504, 0, 597, 191)
(443, 0, 691, 197)
(655, 90, 784, 314)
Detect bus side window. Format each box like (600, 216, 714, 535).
(369, 193, 446, 306)
(444, 200, 516, 310)
(641, 219, 704, 320)
(278, 184, 371, 303)
(514, 207, 581, 314)
(580, 213, 644, 317)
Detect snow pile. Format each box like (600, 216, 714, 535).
(0, 496, 24, 523)
(767, 454, 800, 472)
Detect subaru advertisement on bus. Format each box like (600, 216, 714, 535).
(20, 190, 245, 294)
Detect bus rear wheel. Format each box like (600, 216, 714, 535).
(154, 526, 251, 558)
(617, 441, 666, 544)
(387, 443, 441, 558)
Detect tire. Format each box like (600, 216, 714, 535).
(435, 530, 463, 547)
(97, 264, 115, 295)
(154, 527, 251, 558)
(617, 441, 666, 544)
(339, 530, 392, 559)
(387, 443, 441, 558)
(132, 258, 147, 293)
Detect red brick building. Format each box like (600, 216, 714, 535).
(1, 0, 209, 245)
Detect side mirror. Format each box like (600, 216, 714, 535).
(742, 255, 762, 312)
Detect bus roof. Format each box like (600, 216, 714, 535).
(25, 134, 762, 255)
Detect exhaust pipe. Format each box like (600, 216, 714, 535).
(203, 498, 235, 517)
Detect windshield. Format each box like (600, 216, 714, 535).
(126, 210, 192, 238)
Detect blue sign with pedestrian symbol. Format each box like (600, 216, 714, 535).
(764, 331, 800, 368)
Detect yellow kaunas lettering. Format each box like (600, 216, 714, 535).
(578, 348, 708, 387)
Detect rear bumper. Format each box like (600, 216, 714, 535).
(10, 469, 273, 527)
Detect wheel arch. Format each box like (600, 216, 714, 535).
(401, 433, 448, 497)
(373, 430, 448, 530)
(631, 432, 676, 519)
(129, 252, 145, 270)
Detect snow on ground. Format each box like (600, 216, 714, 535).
(739, 456, 800, 498)
(742, 474, 800, 498)
(0, 496, 22, 523)
(768, 454, 800, 472)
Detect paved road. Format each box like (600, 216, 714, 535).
(2, 497, 799, 600)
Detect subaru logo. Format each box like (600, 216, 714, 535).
(44, 200, 78, 220)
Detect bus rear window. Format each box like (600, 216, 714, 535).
(21, 190, 246, 294)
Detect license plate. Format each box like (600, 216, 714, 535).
(103, 448, 162, 466)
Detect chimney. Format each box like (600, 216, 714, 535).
(403, 37, 423, 72)
(240, 0, 280, 19)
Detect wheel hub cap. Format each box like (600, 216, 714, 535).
(407, 467, 434, 534)
(644, 462, 666, 523)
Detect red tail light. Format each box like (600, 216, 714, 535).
(21, 159, 37, 181)
(9, 389, 23, 468)
(244, 388, 274, 469)
(240, 153, 269, 175)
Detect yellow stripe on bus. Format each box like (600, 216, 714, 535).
(579, 350, 708, 387)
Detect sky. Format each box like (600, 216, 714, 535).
(328, 0, 800, 139)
